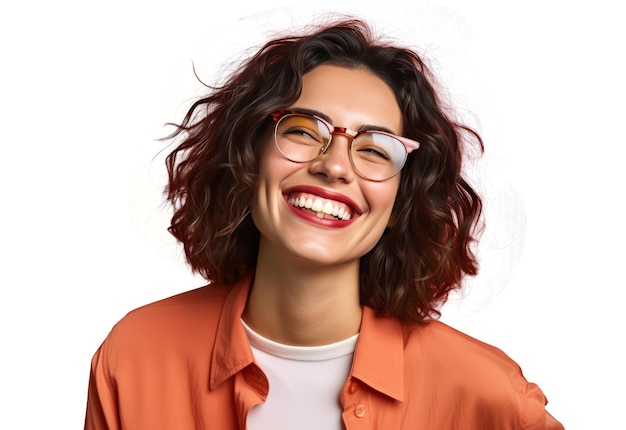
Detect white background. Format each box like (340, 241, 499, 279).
(1, 0, 623, 428)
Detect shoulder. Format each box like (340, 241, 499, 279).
(122, 284, 230, 322)
(118, 284, 229, 328)
(401, 320, 551, 426)
(403, 320, 532, 391)
(102, 284, 231, 357)
(87, 284, 240, 421)
(404, 320, 523, 371)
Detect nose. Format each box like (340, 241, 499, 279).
(307, 134, 355, 183)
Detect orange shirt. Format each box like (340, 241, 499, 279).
(85, 278, 564, 429)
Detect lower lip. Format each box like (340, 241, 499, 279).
(285, 199, 357, 228)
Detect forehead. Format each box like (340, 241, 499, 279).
(295, 65, 403, 133)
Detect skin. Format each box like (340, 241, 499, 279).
(244, 64, 403, 346)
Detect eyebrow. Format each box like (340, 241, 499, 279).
(290, 107, 399, 135)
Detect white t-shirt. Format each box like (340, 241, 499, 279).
(242, 319, 358, 430)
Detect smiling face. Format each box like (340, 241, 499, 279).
(251, 64, 403, 268)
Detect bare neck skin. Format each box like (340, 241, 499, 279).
(242, 237, 363, 346)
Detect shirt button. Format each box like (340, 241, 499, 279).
(355, 404, 366, 418)
(349, 382, 358, 393)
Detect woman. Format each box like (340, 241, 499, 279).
(85, 19, 563, 429)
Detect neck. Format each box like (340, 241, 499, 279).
(243, 240, 363, 346)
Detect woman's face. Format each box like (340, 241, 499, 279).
(252, 64, 403, 267)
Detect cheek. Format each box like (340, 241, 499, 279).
(252, 139, 300, 218)
(256, 126, 298, 176)
(253, 123, 281, 173)
(250, 135, 274, 213)
(256, 151, 298, 189)
(368, 179, 400, 214)
(383, 177, 403, 227)
(358, 180, 399, 238)
(255, 130, 274, 168)
(255, 138, 283, 195)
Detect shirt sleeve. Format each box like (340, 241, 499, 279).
(546, 411, 564, 430)
(520, 381, 565, 430)
(84, 339, 120, 430)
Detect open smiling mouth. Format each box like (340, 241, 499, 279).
(287, 192, 354, 221)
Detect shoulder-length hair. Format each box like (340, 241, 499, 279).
(165, 19, 483, 323)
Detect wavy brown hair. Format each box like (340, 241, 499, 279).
(165, 19, 483, 323)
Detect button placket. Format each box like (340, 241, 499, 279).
(342, 378, 370, 423)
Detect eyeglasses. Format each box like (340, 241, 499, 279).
(270, 110, 420, 181)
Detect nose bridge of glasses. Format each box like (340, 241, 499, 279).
(326, 127, 359, 150)
(331, 126, 358, 139)
(322, 127, 357, 155)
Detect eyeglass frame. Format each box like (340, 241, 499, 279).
(269, 109, 420, 181)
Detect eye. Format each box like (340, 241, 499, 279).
(352, 132, 398, 164)
(277, 115, 328, 145)
(283, 127, 324, 143)
(356, 146, 392, 160)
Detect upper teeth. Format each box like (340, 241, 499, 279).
(288, 195, 352, 221)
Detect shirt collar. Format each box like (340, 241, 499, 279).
(351, 306, 405, 402)
(209, 278, 254, 390)
(209, 277, 406, 402)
